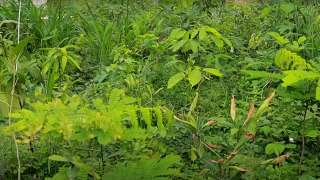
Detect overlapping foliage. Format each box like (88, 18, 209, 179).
(1, 0, 320, 179)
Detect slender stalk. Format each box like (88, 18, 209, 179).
(200, 141, 222, 158)
(100, 144, 105, 171)
(17, 1, 21, 44)
(8, 1, 22, 179)
(58, 0, 62, 20)
(299, 102, 309, 175)
(125, 0, 129, 35)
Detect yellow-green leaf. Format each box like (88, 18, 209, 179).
(61, 56, 68, 72)
(268, 32, 290, 46)
(203, 68, 223, 77)
(167, 72, 185, 89)
(317, 80, 320, 101)
(282, 71, 320, 87)
(188, 92, 198, 116)
(199, 29, 207, 41)
(188, 68, 202, 87)
(49, 155, 69, 162)
(265, 143, 285, 156)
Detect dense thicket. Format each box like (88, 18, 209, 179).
(1, 0, 320, 179)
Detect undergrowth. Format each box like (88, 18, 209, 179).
(1, 0, 320, 179)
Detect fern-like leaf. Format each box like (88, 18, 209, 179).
(154, 107, 166, 137)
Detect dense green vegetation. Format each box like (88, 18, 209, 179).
(1, 0, 320, 179)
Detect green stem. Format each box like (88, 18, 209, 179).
(299, 102, 309, 175)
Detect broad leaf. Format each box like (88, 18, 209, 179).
(282, 71, 320, 87)
(188, 69, 202, 87)
(203, 68, 223, 77)
(171, 39, 188, 52)
(279, 3, 296, 14)
(168, 28, 187, 40)
(268, 32, 289, 46)
(305, 130, 320, 138)
(167, 72, 185, 89)
(265, 143, 285, 156)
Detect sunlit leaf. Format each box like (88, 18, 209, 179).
(316, 80, 320, 101)
(265, 143, 285, 156)
(268, 32, 289, 46)
(188, 92, 198, 116)
(203, 68, 223, 77)
(167, 72, 185, 89)
(188, 68, 202, 87)
(49, 155, 68, 162)
(282, 71, 320, 87)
